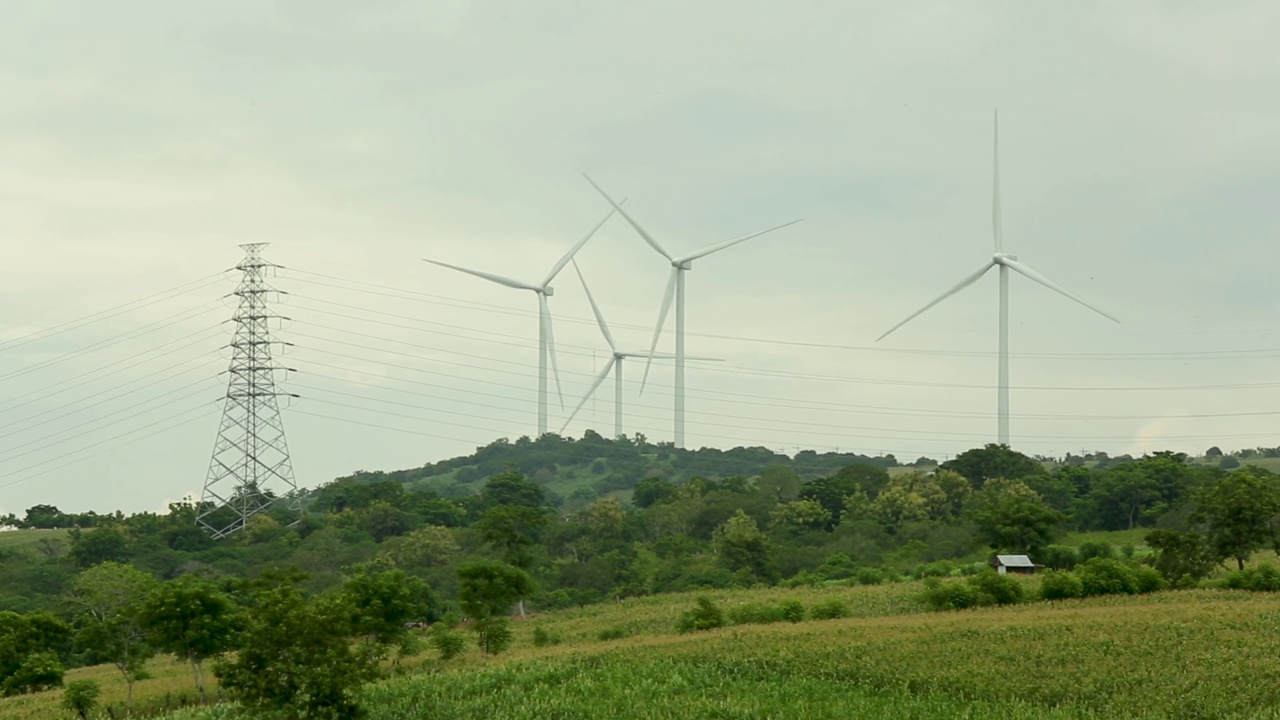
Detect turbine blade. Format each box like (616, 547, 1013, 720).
(542, 201, 625, 288)
(679, 219, 803, 264)
(876, 261, 996, 342)
(423, 259, 539, 292)
(1003, 258, 1121, 323)
(993, 110, 1003, 253)
(539, 294, 566, 410)
(558, 357, 617, 434)
(640, 267, 678, 394)
(572, 259, 617, 352)
(582, 174, 673, 260)
(621, 351, 720, 361)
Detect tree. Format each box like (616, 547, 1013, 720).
(379, 525, 460, 569)
(798, 470, 868, 528)
(1205, 446, 1223, 458)
(0, 611, 71, 697)
(70, 562, 157, 709)
(713, 510, 772, 581)
(942, 444, 1044, 488)
(69, 527, 131, 568)
(359, 500, 415, 542)
(968, 480, 1064, 556)
(1190, 467, 1280, 570)
(1088, 467, 1163, 530)
(214, 583, 378, 720)
(479, 471, 545, 510)
(62, 680, 100, 719)
(139, 575, 242, 701)
(1144, 529, 1216, 586)
(456, 561, 534, 655)
(769, 499, 832, 535)
(757, 465, 802, 503)
(338, 567, 436, 658)
(632, 477, 676, 508)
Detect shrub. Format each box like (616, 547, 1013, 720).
(1078, 542, 1115, 562)
(855, 568, 885, 586)
(531, 626, 561, 648)
(1039, 570, 1084, 600)
(1, 651, 64, 696)
(62, 680, 100, 719)
(1225, 564, 1280, 592)
(677, 596, 727, 633)
(1129, 565, 1168, 594)
(1039, 545, 1079, 571)
(429, 626, 467, 660)
(919, 578, 981, 611)
(1077, 558, 1138, 597)
(969, 571, 1025, 606)
(810, 598, 852, 620)
(780, 600, 806, 623)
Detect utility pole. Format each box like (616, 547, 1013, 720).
(197, 244, 299, 539)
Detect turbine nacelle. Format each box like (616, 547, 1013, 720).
(993, 253, 1018, 265)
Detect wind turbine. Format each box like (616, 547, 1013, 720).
(583, 174, 801, 448)
(876, 112, 1120, 446)
(423, 205, 621, 436)
(559, 260, 721, 438)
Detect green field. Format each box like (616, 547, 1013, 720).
(0, 529, 69, 550)
(7, 578, 1280, 720)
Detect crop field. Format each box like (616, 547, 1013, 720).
(8, 580, 1280, 719)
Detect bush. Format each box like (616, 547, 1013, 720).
(1039, 570, 1084, 600)
(429, 626, 467, 660)
(1077, 558, 1138, 597)
(969, 571, 1025, 606)
(1, 651, 64, 696)
(1039, 545, 1079, 571)
(1129, 565, 1168, 594)
(1225, 564, 1280, 592)
(62, 680, 100, 719)
(855, 567, 886, 586)
(780, 600, 806, 623)
(919, 578, 981, 611)
(677, 596, 727, 633)
(531, 626, 561, 648)
(1077, 542, 1115, 562)
(810, 598, 852, 620)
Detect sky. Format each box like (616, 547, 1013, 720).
(2, 0, 1280, 516)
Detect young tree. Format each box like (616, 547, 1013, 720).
(713, 510, 772, 581)
(1144, 529, 1216, 586)
(70, 562, 156, 709)
(456, 561, 534, 655)
(1190, 467, 1280, 570)
(139, 575, 243, 701)
(215, 584, 378, 720)
(0, 611, 71, 696)
(338, 566, 437, 660)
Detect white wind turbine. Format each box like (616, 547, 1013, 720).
(876, 112, 1120, 446)
(559, 260, 721, 438)
(423, 205, 621, 436)
(584, 174, 801, 448)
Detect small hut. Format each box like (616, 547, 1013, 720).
(993, 554, 1039, 575)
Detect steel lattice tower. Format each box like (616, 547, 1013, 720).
(198, 243, 299, 538)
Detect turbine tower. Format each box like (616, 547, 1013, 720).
(559, 260, 721, 438)
(423, 206, 620, 436)
(876, 112, 1120, 446)
(584, 174, 801, 448)
(198, 243, 299, 539)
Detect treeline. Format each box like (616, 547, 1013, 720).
(3, 442, 1280, 712)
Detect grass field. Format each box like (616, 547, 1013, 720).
(9, 579, 1280, 720)
(0, 529, 69, 550)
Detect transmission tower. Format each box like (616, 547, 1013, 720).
(197, 243, 299, 539)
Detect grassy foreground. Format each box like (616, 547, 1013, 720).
(9, 581, 1280, 719)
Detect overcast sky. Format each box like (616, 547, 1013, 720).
(2, 1, 1280, 516)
